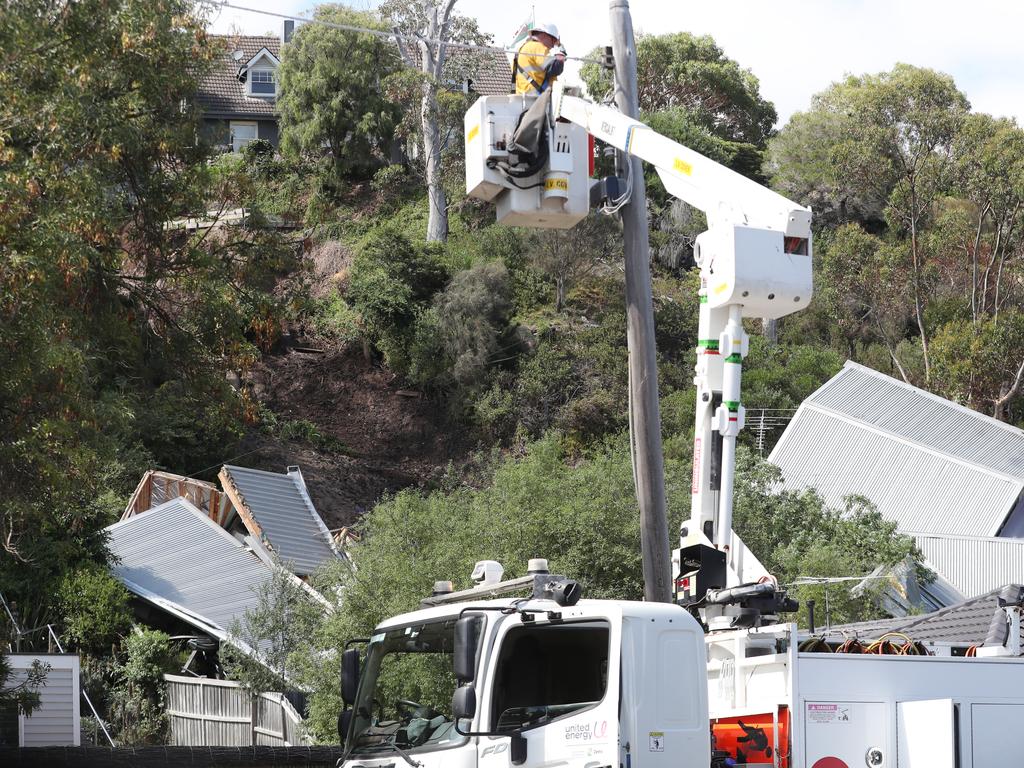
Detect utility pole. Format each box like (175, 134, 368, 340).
(609, 0, 672, 603)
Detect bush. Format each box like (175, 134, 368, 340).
(108, 629, 179, 745)
(57, 564, 132, 654)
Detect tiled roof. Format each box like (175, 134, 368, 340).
(399, 42, 512, 96)
(827, 584, 1024, 647)
(197, 35, 281, 118)
(456, 47, 512, 96)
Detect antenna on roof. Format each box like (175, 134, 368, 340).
(231, 49, 244, 62)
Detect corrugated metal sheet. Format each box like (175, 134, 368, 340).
(770, 406, 1022, 536)
(5, 655, 80, 747)
(223, 465, 337, 576)
(106, 498, 275, 650)
(809, 362, 1024, 479)
(913, 532, 1024, 599)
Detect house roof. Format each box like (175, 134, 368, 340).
(220, 465, 339, 576)
(827, 584, 1024, 648)
(106, 498, 278, 655)
(769, 361, 1024, 540)
(197, 35, 281, 118)
(453, 47, 512, 96)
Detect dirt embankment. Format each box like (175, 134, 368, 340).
(238, 348, 471, 531)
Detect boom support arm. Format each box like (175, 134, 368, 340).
(552, 85, 813, 586)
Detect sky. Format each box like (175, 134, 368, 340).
(208, 0, 1024, 128)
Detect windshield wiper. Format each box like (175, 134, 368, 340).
(373, 739, 422, 768)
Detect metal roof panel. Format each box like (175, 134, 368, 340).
(223, 465, 338, 576)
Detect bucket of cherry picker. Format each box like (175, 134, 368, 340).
(464, 94, 590, 229)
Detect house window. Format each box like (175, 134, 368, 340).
(250, 68, 276, 96)
(230, 121, 258, 153)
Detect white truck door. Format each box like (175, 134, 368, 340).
(477, 615, 620, 768)
(897, 699, 955, 768)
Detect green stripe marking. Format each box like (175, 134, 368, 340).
(698, 339, 719, 350)
(724, 400, 741, 412)
(724, 353, 743, 364)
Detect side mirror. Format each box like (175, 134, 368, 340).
(452, 684, 477, 723)
(341, 647, 360, 706)
(454, 616, 480, 683)
(338, 708, 353, 743)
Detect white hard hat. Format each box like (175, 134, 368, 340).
(530, 22, 560, 41)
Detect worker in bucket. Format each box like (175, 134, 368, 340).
(512, 23, 566, 95)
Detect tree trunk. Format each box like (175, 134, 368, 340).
(555, 274, 566, 312)
(762, 317, 778, 343)
(421, 78, 448, 242)
(908, 188, 930, 382)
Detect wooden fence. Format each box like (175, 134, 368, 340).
(164, 675, 309, 747)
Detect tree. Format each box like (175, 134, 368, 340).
(277, 5, 402, 187)
(1, 0, 294, 643)
(581, 32, 777, 146)
(531, 214, 622, 312)
(952, 113, 1024, 322)
(408, 262, 514, 393)
(769, 65, 970, 381)
(107, 629, 178, 745)
(225, 562, 315, 693)
(931, 312, 1024, 420)
(382, 0, 490, 242)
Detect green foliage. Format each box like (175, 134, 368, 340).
(408, 263, 513, 393)
(732, 447, 923, 627)
(56, 564, 133, 655)
(581, 32, 777, 145)
(347, 226, 448, 368)
(107, 629, 179, 745)
(0, 0, 294, 643)
(931, 311, 1024, 419)
(226, 563, 314, 693)
(0, 655, 49, 721)
(277, 5, 402, 186)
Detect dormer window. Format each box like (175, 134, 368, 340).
(250, 68, 276, 97)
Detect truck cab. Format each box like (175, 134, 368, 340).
(339, 567, 710, 768)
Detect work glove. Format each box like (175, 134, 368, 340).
(550, 44, 567, 60)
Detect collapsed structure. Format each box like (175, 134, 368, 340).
(770, 361, 1024, 607)
(109, 464, 345, 675)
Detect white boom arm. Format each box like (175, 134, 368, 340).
(553, 88, 812, 237)
(552, 86, 814, 585)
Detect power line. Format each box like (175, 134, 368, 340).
(216, 2, 606, 66)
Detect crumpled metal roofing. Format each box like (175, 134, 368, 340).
(106, 498, 276, 654)
(770, 362, 1024, 539)
(221, 465, 338, 576)
(912, 532, 1024, 599)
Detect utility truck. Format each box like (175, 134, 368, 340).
(334, 51, 1024, 768)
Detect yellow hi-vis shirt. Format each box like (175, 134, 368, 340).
(513, 38, 559, 94)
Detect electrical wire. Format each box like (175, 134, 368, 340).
(217, 2, 607, 66)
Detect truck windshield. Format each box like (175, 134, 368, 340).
(350, 618, 462, 754)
